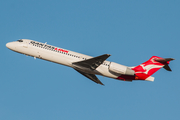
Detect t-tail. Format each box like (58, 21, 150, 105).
(131, 56, 174, 81)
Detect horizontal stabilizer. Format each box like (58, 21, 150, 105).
(155, 58, 175, 63)
(155, 57, 174, 71)
(163, 64, 172, 71)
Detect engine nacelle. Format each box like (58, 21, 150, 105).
(109, 62, 135, 76)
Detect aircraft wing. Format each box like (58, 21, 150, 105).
(72, 54, 111, 70)
(74, 69, 104, 85)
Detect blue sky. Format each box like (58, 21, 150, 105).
(1, 0, 179, 120)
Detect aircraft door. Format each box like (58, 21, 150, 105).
(37, 51, 42, 58)
(23, 41, 28, 48)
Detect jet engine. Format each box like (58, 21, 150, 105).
(109, 62, 135, 76)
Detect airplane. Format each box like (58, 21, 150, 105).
(6, 39, 174, 85)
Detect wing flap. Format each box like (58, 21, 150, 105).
(75, 69, 104, 85)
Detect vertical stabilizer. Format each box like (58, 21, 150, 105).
(132, 56, 174, 81)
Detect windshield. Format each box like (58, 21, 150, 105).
(17, 39, 23, 42)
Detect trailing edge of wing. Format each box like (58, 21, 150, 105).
(74, 69, 104, 85)
(72, 54, 111, 70)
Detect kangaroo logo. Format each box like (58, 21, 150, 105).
(134, 57, 164, 75)
(136, 64, 163, 75)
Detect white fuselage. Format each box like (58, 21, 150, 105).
(6, 39, 120, 79)
(7, 39, 171, 84)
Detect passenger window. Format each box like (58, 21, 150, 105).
(17, 40, 23, 42)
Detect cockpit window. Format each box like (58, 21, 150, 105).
(17, 40, 23, 42)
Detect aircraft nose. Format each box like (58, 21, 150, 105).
(6, 42, 14, 50)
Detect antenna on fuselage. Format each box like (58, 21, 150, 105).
(43, 42, 47, 48)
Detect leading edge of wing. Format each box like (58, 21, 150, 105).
(74, 69, 104, 85)
(72, 54, 111, 70)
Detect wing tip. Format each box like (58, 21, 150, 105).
(98, 82, 105, 86)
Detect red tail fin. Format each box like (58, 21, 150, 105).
(132, 56, 174, 80)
